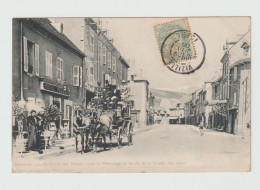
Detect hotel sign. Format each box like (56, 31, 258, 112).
(40, 81, 70, 97)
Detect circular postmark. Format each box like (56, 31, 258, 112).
(161, 30, 206, 74)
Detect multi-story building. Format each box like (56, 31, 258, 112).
(184, 100, 192, 124)
(12, 18, 86, 136)
(168, 103, 185, 124)
(209, 76, 228, 130)
(51, 18, 130, 106)
(221, 30, 251, 136)
(128, 74, 150, 128)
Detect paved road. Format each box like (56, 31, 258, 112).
(13, 124, 250, 172)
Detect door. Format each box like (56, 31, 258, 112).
(230, 111, 237, 134)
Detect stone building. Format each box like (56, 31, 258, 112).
(51, 18, 130, 106)
(12, 18, 86, 136)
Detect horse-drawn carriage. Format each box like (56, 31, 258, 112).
(74, 83, 133, 153)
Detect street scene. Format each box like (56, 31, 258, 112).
(13, 124, 250, 172)
(12, 17, 251, 172)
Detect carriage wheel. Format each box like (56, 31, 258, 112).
(127, 121, 133, 146)
(117, 127, 123, 149)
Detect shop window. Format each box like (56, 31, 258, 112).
(45, 51, 52, 78)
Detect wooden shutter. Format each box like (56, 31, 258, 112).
(23, 36, 28, 72)
(73, 65, 79, 86)
(79, 66, 83, 87)
(234, 66, 237, 81)
(61, 59, 64, 80)
(34, 44, 39, 76)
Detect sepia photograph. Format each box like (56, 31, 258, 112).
(11, 17, 251, 173)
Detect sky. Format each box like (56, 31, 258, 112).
(53, 17, 250, 94)
(98, 17, 250, 93)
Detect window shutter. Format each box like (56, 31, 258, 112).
(73, 65, 80, 86)
(61, 59, 64, 80)
(56, 59, 59, 80)
(79, 66, 83, 87)
(34, 44, 39, 76)
(23, 36, 28, 72)
(234, 67, 237, 81)
(50, 53, 52, 78)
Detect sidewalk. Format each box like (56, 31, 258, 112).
(13, 125, 156, 159)
(13, 137, 75, 159)
(185, 125, 245, 138)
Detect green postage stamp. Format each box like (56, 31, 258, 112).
(154, 18, 205, 74)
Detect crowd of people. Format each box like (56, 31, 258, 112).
(14, 80, 132, 154)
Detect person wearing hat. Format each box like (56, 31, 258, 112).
(120, 80, 130, 101)
(27, 110, 42, 153)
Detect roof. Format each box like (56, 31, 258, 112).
(133, 80, 149, 85)
(220, 30, 251, 64)
(23, 18, 86, 58)
(119, 56, 130, 68)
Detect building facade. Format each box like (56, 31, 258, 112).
(168, 103, 185, 124)
(222, 31, 251, 136)
(12, 18, 86, 136)
(129, 76, 150, 128)
(51, 18, 130, 106)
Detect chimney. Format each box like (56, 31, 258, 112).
(60, 23, 63, 35)
(131, 74, 135, 81)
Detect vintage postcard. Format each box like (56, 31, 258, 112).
(12, 17, 251, 173)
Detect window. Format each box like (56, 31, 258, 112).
(118, 61, 122, 80)
(243, 46, 249, 56)
(234, 66, 237, 81)
(112, 56, 116, 72)
(27, 41, 35, 74)
(244, 77, 249, 113)
(241, 42, 249, 57)
(98, 41, 102, 62)
(45, 51, 52, 78)
(79, 66, 83, 87)
(89, 66, 94, 84)
(112, 78, 116, 85)
(233, 92, 237, 106)
(105, 74, 111, 84)
(90, 34, 94, 53)
(102, 46, 106, 64)
(107, 52, 111, 69)
(57, 57, 63, 81)
(23, 36, 39, 76)
(73, 65, 79, 86)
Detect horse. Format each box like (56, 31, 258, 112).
(91, 110, 114, 152)
(73, 116, 91, 153)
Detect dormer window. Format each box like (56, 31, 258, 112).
(241, 42, 249, 57)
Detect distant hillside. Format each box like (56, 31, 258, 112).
(150, 88, 186, 99)
(150, 88, 188, 107)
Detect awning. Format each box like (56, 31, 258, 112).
(168, 116, 179, 119)
(207, 100, 227, 105)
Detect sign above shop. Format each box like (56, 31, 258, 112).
(40, 81, 70, 97)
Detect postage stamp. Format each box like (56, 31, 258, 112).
(154, 18, 206, 74)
